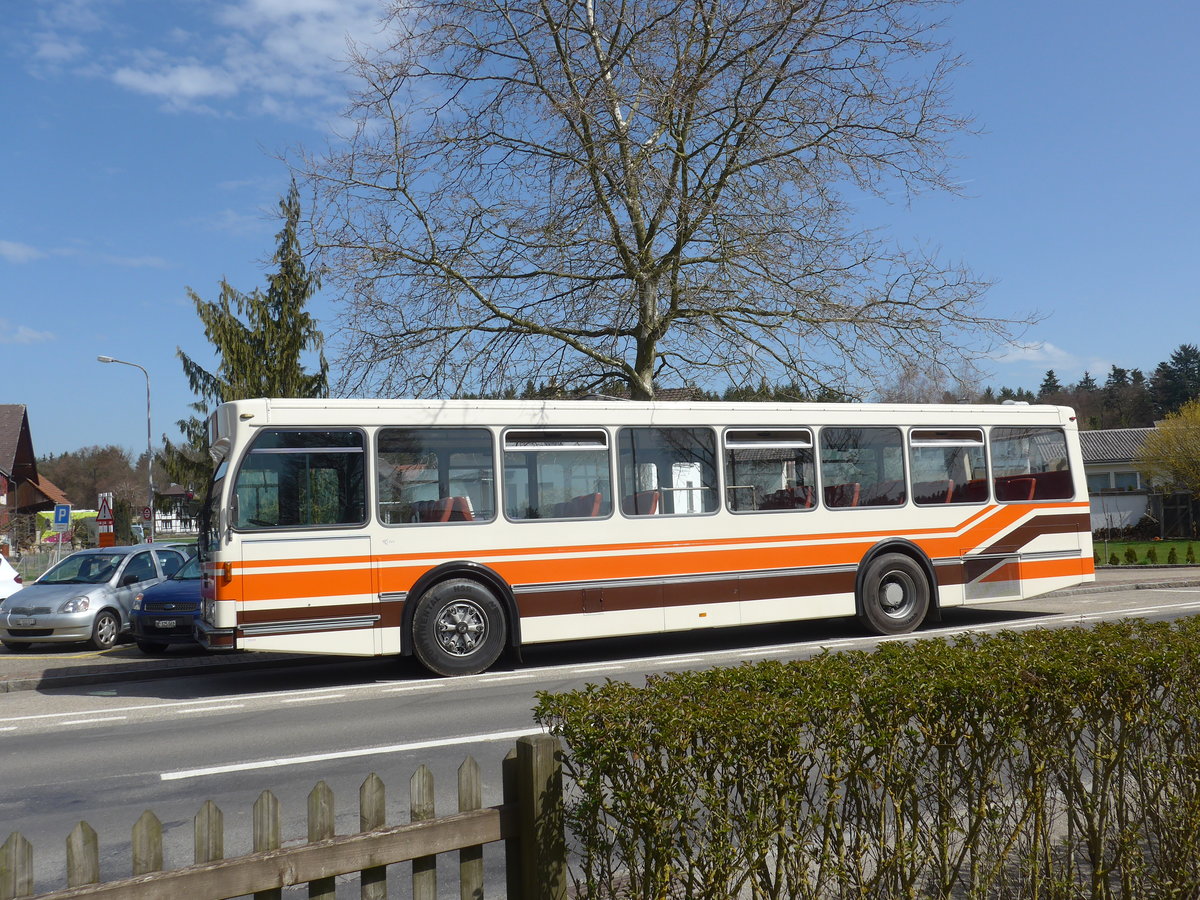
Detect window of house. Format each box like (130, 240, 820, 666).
(1113, 472, 1140, 491)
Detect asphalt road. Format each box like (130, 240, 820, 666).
(2, 567, 1199, 896)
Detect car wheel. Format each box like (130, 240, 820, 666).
(2, 640, 33, 652)
(411, 579, 507, 677)
(857, 552, 931, 636)
(88, 610, 121, 651)
(136, 639, 169, 655)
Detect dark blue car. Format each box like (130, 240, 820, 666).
(130, 554, 203, 653)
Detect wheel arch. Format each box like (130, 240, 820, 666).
(854, 539, 941, 621)
(399, 561, 521, 658)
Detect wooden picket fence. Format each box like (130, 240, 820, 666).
(0, 734, 565, 900)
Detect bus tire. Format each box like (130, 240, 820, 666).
(857, 552, 930, 636)
(411, 579, 507, 676)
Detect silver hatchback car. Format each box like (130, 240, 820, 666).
(0, 545, 189, 651)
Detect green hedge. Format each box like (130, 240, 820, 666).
(535, 620, 1200, 899)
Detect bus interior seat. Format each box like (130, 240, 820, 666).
(913, 479, 955, 504)
(623, 490, 660, 516)
(823, 482, 861, 508)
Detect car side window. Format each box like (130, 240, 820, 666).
(157, 551, 184, 577)
(123, 551, 158, 584)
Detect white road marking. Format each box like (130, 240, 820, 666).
(160, 728, 544, 781)
(281, 693, 346, 704)
(180, 704, 246, 715)
(59, 716, 127, 726)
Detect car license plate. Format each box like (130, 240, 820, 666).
(154, 619, 179, 629)
(16, 618, 36, 627)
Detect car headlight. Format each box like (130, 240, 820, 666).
(132, 592, 145, 611)
(58, 596, 91, 614)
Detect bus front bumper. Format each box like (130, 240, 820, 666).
(194, 618, 238, 651)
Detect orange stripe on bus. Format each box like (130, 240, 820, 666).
(222, 510, 1089, 604)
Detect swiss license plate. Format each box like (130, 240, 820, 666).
(154, 619, 179, 629)
(16, 618, 36, 627)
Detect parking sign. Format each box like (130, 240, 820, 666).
(52, 503, 72, 532)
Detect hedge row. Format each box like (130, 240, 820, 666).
(535, 619, 1200, 900)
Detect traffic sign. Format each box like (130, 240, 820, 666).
(96, 495, 114, 526)
(142, 506, 152, 521)
(52, 503, 72, 533)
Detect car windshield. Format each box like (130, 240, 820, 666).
(38, 553, 123, 585)
(172, 555, 202, 581)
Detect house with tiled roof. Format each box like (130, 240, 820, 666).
(1079, 427, 1152, 532)
(1, 404, 71, 552)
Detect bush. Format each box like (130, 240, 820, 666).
(1109, 552, 1120, 566)
(1169, 547, 1179, 564)
(1189, 544, 1197, 564)
(1148, 546, 1159, 564)
(538, 621, 1200, 900)
(1125, 547, 1139, 565)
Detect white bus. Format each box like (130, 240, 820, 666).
(195, 398, 1093, 675)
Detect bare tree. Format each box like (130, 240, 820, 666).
(306, 0, 1032, 400)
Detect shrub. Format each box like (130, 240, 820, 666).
(1189, 544, 1197, 564)
(1125, 547, 1139, 564)
(537, 621, 1200, 900)
(1148, 546, 1159, 564)
(1168, 547, 1179, 564)
(1110, 553, 1120, 566)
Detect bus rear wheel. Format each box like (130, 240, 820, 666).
(411, 579, 507, 676)
(857, 552, 930, 636)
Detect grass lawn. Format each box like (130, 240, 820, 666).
(1094, 539, 1198, 566)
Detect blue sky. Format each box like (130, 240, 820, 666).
(3, 0, 1198, 462)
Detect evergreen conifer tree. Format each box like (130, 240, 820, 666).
(160, 181, 328, 492)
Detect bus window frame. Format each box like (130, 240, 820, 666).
(375, 425, 497, 527)
(230, 426, 369, 533)
(907, 427, 990, 507)
(722, 427, 818, 515)
(501, 427, 614, 523)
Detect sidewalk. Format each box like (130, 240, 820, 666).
(3, 567, 1199, 694)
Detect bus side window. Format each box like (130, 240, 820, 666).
(234, 429, 367, 529)
(909, 429, 988, 506)
(502, 430, 612, 520)
(990, 427, 1074, 502)
(618, 427, 718, 516)
(819, 427, 905, 508)
(723, 429, 815, 513)
(376, 428, 496, 525)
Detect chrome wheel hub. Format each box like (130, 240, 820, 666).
(435, 600, 488, 657)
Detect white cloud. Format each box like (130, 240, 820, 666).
(992, 340, 1077, 366)
(0, 319, 55, 344)
(113, 63, 240, 101)
(0, 240, 46, 263)
(41, 0, 390, 120)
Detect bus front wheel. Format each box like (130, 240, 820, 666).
(411, 579, 507, 677)
(857, 553, 930, 636)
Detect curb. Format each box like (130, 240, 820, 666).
(0, 652, 342, 694)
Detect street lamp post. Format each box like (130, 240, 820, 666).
(97, 355, 154, 543)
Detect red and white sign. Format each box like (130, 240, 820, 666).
(96, 496, 114, 526)
(142, 506, 152, 521)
